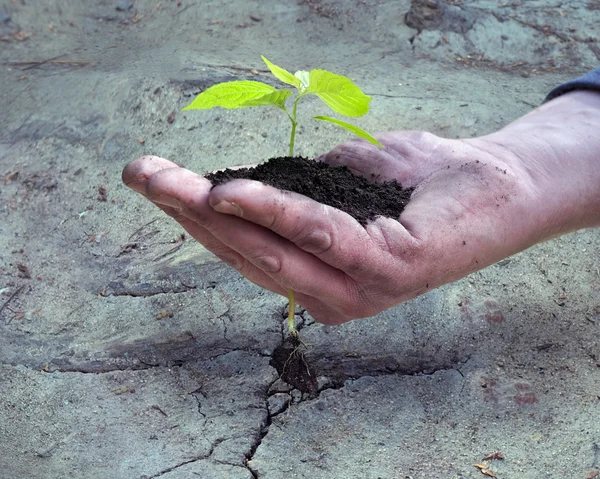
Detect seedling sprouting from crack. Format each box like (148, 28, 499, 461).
(183, 56, 383, 336)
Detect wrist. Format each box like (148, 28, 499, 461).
(480, 90, 600, 238)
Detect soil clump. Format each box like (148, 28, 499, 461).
(206, 156, 414, 226)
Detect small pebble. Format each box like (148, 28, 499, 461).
(267, 393, 290, 416)
(116, 1, 133, 11)
(290, 389, 302, 402)
(317, 376, 333, 391)
(0, 12, 11, 23)
(268, 379, 293, 394)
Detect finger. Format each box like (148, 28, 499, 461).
(293, 298, 354, 326)
(319, 133, 412, 181)
(208, 179, 418, 281)
(123, 157, 357, 324)
(122, 155, 180, 193)
(319, 132, 443, 187)
(123, 156, 289, 296)
(319, 135, 401, 181)
(145, 168, 366, 310)
(144, 167, 295, 296)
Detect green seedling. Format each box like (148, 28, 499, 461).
(183, 56, 383, 336)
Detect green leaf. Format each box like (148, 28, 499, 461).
(241, 89, 293, 109)
(183, 81, 278, 110)
(261, 56, 302, 90)
(313, 116, 383, 148)
(307, 70, 372, 117)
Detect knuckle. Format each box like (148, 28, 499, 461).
(416, 131, 438, 143)
(342, 254, 366, 277)
(322, 147, 344, 166)
(292, 229, 332, 254)
(252, 253, 281, 274)
(181, 204, 214, 229)
(236, 259, 253, 277)
(266, 211, 284, 232)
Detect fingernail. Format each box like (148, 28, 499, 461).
(124, 178, 148, 194)
(212, 200, 243, 217)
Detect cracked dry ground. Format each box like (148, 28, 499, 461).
(2, 0, 600, 478)
(2, 234, 600, 478)
(0, 239, 478, 478)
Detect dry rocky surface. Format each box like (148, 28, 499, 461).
(1, 1, 599, 478)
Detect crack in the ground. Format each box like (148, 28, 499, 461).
(102, 281, 197, 298)
(0, 360, 161, 374)
(242, 310, 291, 479)
(242, 344, 470, 478)
(4, 299, 471, 479)
(189, 387, 208, 427)
(1, 340, 278, 375)
(312, 356, 471, 400)
(144, 438, 225, 479)
(236, 307, 471, 478)
(219, 313, 232, 343)
(244, 378, 276, 479)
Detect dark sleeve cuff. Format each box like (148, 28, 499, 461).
(544, 67, 600, 102)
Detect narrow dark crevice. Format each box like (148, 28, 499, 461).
(145, 456, 207, 479)
(189, 389, 208, 426)
(242, 310, 289, 479)
(4, 298, 471, 479)
(241, 338, 471, 478)
(145, 438, 225, 479)
(243, 379, 276, 479)
(219, 313, 232, 343)
(0, 359, 161, 374)
(1, 342, 277, 375)
(102, 281, 197, 298)
(295, 354, 473, 405)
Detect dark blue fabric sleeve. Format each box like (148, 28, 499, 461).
(545, 67, 600, 102)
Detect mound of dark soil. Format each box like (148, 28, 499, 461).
(206, 156, 413, 225)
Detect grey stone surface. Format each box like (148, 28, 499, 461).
(1, 1, 599, 478)
(250, 369, 600, 478)
(1, 351, 275, 479)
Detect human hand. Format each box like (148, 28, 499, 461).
(122, 91, 600, 324)
(122, 133, 531, 324)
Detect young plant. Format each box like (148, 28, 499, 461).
(183, 56, 383, 336)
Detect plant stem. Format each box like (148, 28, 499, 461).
(288, 97, 301, 157)
(289, 122, 297, 157)
(287, 288, 297, 336)
(284, 95, 303, 335)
